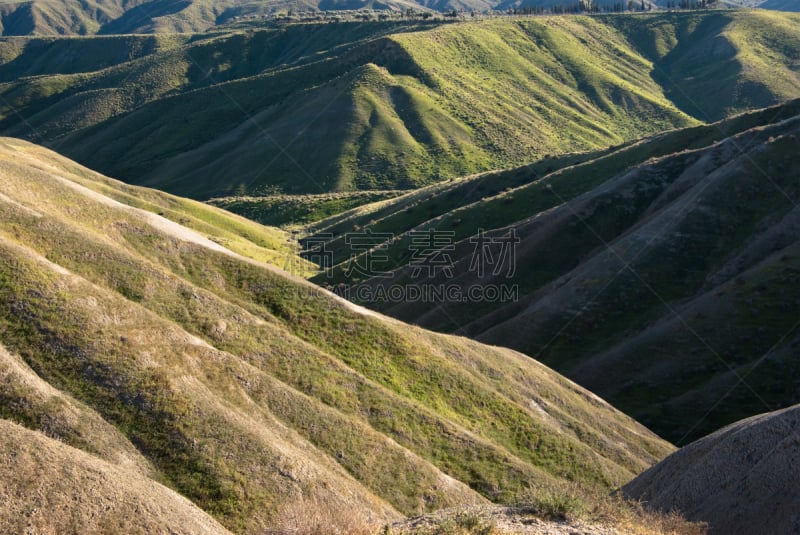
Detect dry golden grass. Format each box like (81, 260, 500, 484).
(0, 342, 155, 475)
(387, 495, 706, 535)
(583, 493, 707, 535)
(0, 137, 678, 533)
(513, 482, 707, 535)
(270, 495, 381, 535)
(0, 419, 232, 535)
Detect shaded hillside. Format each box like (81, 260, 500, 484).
(623, 404, 800, 534)
(0, 137, 673, 532)
(305, 99, 800, 445)
(2, 12, 799, 197)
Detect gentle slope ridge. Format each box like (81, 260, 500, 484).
(0, 137, 672, 532)
(2, 12, 799, 197)
(623, 404, 800, 534)
(0, 418, 232, 535)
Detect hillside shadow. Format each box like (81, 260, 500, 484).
(648, 13, 742, 122)
(98, 0, 192, 35)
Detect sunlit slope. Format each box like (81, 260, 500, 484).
(0, 0, 798, 37)
(0, 417, 231, 534)
(0, 0, 144, 36)
(3, 12, 798, 197)
(607, 10, 800, 121)
(0, 0, 430, 36)
(0, 138, 672, 532)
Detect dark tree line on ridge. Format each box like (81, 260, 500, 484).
(506, 0, 717, 15)
(241, 0, 721, 25)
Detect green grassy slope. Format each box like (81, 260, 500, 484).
(3, 12, 798, 197)
(308, 99, 800, 446)
(606, 10, 800, 121)
(307, 100, 800, 276)
(0, 137, 673, 532)
(0, 33, 188, 79)
(0, 0, 797, 38)
(209, 190, 404, 227)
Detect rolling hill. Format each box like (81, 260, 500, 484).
(0, 0, 149, 36)
(0, 0, 798, 38)
(0, 418, 231, 534)
(0, 137, 676, 532)
(1, 11, 798, 198)
(300, 99, 800, 446)
(758, 0, 800, 11)
(0, 0, 426, 36)
(623, 403, 800, 534)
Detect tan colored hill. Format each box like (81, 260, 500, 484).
(623, 404, 800, 534)
(0, 417, 231, 534)
(390, 503, 706, 534)
(0, 137, 674, 532)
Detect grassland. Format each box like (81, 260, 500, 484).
(0, 418, 231, 534)
(304, 99, 800, 446)
(0, 137, 679, 532)
(1, 11, 798, 198)
(0, 0, 129, 36)
(210, 190, 404, 227)
(307, 100, 800, 276)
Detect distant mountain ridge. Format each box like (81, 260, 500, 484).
(0, 0, 797, 36)
(758, 0, 800, 11)
(1, 11, 798, 198)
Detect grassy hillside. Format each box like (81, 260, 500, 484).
(0, 418, 231, 534)
(0, 0, 145, 36)
(607, 10, 800, 120)
(305, 99, 800, 446)
(0, 0, 438, 36)
(2, 12, 798, 198)
(1, 0, 797, 38)
(0, 137, 675, 532)
(209, 190, 404, 227)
